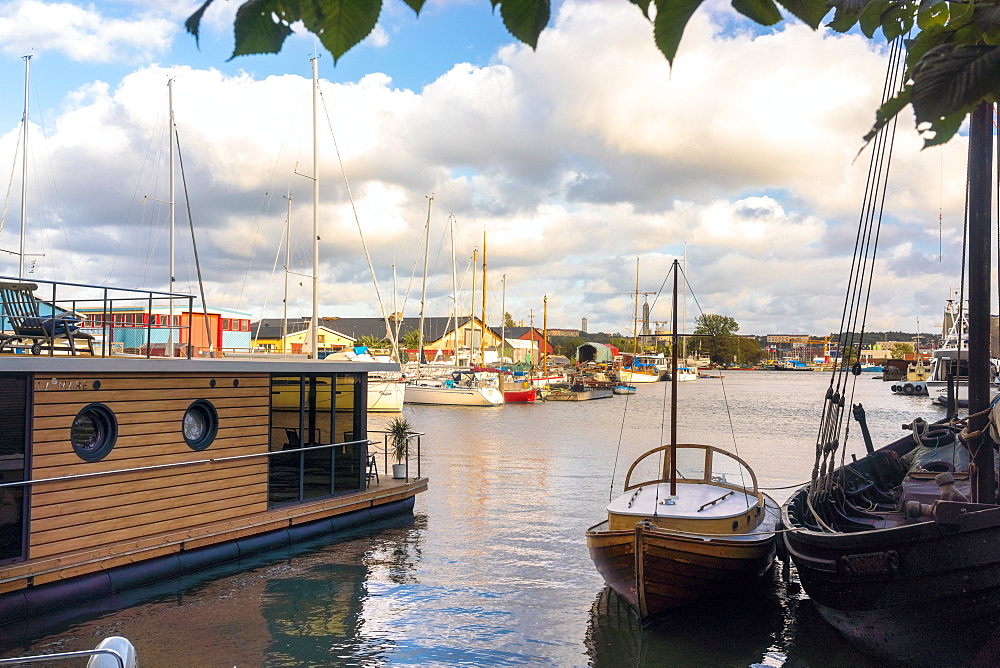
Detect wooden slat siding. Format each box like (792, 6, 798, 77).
(31, 464, 264, 507)
(31, 471, 265, 516)
(28, 372, 272, 563)
(32, 396, 269, 418)
(31, 433, 268, 474)
(0, 479, 425, 590)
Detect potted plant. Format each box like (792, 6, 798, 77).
(388, 416, 411, 479)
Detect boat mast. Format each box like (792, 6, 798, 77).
(417, 195, 432, 371)
(282, 187, 292, 352)
(501, 274, 506, 365)
(310, 56, 319, 359)
(668, 258, 679, 496)
(18, 55, 30, 279)
(542, 295, 548, 375)
(967, 101, 995, 503)
(451, 214, 459, 367)
(167, 77, 176, 357)
(471, 247, 477, 365)
(480, 229, 487, 363)
(632, 258, 640, 355)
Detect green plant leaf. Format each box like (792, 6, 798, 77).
(400, 0, 425, 13)
(775, 0, 830, 29)
(916, 0, 948, 31)
(827, 0, 869, 33)
(922, 107, 969, 147)
(629, 0, 654, 20)
(498, 0, 550, 49)
(732, 0, 783, 26)
(231, 0, 298, 59)
(858, 0, 889, 38)
(910, 43, 1000, 130)
(653, 0, 706, 65)
(185, 0, 216, 47)
(860, 84, 911, 148)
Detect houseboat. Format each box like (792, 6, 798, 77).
(0, 277, 426, 624)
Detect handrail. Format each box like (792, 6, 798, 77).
(0, 648, 125, 666)
(0, 439, 376, 490)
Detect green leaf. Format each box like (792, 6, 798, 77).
(774, 0, 830, 29)
(185, 0, 216, 47)
(498, 0, 550, 49)
(911, 43, 1000, 127)
(858, 0, 889, 38)
(827, 0, 869, 33)
(860, 84, 911, 148)
(399, 0, 424, 13)
(231, 0, 297, 59)
(732, 0, 783, 26)
(882, 2, 915, 42)
(653, 0, 706, 65)
(629, 0, 654, 20)
(916, 0, 948, 31)
(304, 0, 382, 63)
(922, 107, 968, 147)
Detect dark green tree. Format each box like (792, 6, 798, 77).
(503, 312, 516, 328)
(186, 0, 993, 146)
(692, 314, 740, 365)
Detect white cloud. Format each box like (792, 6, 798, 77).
(0, 0, 175, 63)
(0, 0, 967, 337)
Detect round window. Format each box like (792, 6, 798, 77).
(183, 399, 218, 451)
(71, 403, 118, 462)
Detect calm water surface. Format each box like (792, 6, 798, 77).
(0, 371, 945, 667)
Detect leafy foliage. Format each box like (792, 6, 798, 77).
(889, 341, 915, 359)
(693, 313, 740, 364)
(187, 0, 1000, 146)
(387, 415, 411, 463)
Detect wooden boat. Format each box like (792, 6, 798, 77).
(778, 83, 1000, 662)
(617, 367, 660, 384)
(587, 259, 776, 620)
(545, 385, 613, 401)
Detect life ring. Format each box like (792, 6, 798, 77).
(903, 383, 914, 395)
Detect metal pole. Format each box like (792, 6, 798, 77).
(310, 57, 319, 359)
(18, 55, 30, 279)
(167, 77, 175, 357)
(417, 195, 432, 369)
(670, 259, 679, 496)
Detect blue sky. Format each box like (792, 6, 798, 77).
(0, 0, 975, 337)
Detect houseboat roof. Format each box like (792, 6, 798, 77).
(0, 355, 394, 374)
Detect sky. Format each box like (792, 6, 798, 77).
(0, 0, 977, 338)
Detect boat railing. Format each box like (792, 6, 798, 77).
(622, 443, 760, 495)
(0, 636, 135, 667)
(0, 438, 405, 491)
(370, 430, 425, 481)
(0, 274, 196, 359)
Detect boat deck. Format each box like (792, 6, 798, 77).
(609, 481, 758, 520)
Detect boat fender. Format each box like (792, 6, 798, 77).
(87, 637, 137, 668)
(903, 383, 914, 395)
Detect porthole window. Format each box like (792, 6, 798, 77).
(182, 399, 218, 451)
(71, 403, 118, 462)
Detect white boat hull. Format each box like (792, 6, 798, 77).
(619, 369, 660, 384)
(368, 380, 406, 412)
(404, 383, 503, 406)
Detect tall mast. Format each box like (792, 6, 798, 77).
(501, 274, 507, 364)
(18, 55, 31, 279)
(967, 101, 995, 503)
(310, 56, 319, 359)
(417, 195, 432, 371)
(632, 258, 640, 354)
(480, 229, 487, 363)
(669, 259, 679, 496)
(282, 187, 292, 352)
(450, 214, 459, 367)
(542, 295, 548, 374)
(471, 248, 477, 365)
(167, 77, 176, 357)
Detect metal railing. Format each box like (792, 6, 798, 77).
(371, 430, 424, 481)
(0, 275, 196, 358)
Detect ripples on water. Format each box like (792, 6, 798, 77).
(0, 371, 942, 666)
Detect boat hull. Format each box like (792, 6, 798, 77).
(586, 517, 776, 619)
(404, 383, 503, 406)
(782, 496, 1000, 664)
(367, 380, 406, 412)
(502, 388, 537, 403)
(618, 369, 660, 384)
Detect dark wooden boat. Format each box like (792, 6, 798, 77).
(587, 443, 778, 618)
(586, 259, 777, 620)
(779, 91, 1000, 662)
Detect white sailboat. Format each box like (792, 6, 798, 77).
(404, 204, 502, 407)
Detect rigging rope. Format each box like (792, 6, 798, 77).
(808, 35, 906, 527)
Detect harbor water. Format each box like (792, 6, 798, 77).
(0, 371, 944, 666)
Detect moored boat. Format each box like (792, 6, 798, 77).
(0, 277, 427, 626)
(586, 259, 776, 621)
(612, 384, 636, 395)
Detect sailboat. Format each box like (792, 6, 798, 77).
(778, 68, 1000, 663)
(586, 259, 777, 620)
(618, 259, 660, 384)
(404, 209, 502, 407)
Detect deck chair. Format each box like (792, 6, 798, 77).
(0, 282, 95, 356)
(366, 452, 379, 488)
